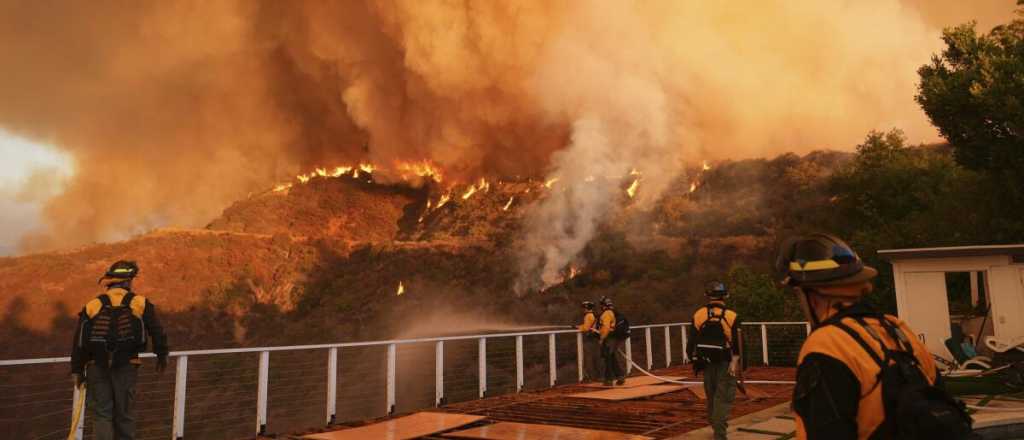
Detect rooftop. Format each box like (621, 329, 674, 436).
(878, 244, 1024, 261)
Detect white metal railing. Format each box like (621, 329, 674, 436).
(0, 321, 808, 440)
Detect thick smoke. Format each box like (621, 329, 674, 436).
(0, 0, 1013, 257)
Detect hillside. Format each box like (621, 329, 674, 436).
(0, 151, 854, 359)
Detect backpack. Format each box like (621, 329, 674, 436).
(694, 304, 733, 362)
(611, 311, 630, 338)
(80, 292, 146, 367)
(831, 314, 973, 439)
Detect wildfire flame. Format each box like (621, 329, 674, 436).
(630, 168, 642, 176)
(436, 193, 452, 208)
(702, 160, 712, 171)
(503, 196, 514, 211)
(272, 183, 292, 193)
(544, 177, 559, 188)
(568, 266, 579, 280)
(461, 178, 490, 200)
(398, 160, 443, 183)
(396, 281, 405, 296)
(626, 179, 640, 198)
(689, 182, 698, 193)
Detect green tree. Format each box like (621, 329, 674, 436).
(725, 265, 802, 321)
(916, 8, 1024, 205)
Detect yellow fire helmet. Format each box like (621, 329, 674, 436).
(775, 233, 877, 291)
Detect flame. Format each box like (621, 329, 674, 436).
(630, 168, 642, 176)
(702, 160, 712, 171)
(396, 281, 405, 296)
(398, 160, 443, 183)
(689, 182, 698, 193)
(436, 193, 452, 208)
(331, 166, 352, 177)
(297, 174, 311, 184)
(626, 179, 640, 198)
(461, 178, 490, 200)
(359, 163, 375, 174)
(568, 266, 579, 280)
(315, 167, 328, 177)
(544, 177, 560, 188)
(272, 183, 292, 193)
(503, 196, 514, 211)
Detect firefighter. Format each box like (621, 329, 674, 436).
(777, 234, 972, 440)
(576, 300, 603, 381)
(687, 281, 742, 440)
(597, 297, 627, 386)
(70, 261, 169, 440)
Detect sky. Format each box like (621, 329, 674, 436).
(0, 130, 73, 255)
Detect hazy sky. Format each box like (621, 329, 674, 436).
(0, 130, 73, 255)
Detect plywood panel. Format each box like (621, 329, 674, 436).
(580, 376, 684, 388)
(740, 417, 795, 435)
(569, 384, 685, 401)
(444, 421, 654, 440)
(303, 412, 486, 440)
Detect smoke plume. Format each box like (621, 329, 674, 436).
(0, 0, 1013, 258)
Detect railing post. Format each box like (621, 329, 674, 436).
(548, 333, 557, 387)
(435, 341, 445, 406)
(664, 326, 672, 367)
(761, 324, 770, 366)
(681, 324, 689, 364)
(256, 351, 269, 435)
(71, 382, 85, 440)
(478, 337, 487, 398)
(576, 332, 584, 383)
(806, 322, 812, 336)
(386, 343, 396, 415)
(644, 327, 653, 370)
(172, 355, 188, 440)
(515, 335, 524, 392)
(625, 337, 633, 374)
(326, 348, 337, 425)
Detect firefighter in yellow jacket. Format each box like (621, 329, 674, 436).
(70, 261, 169, 440)
(777, 234, 972, 440)
(687, 281, 742, 440)
(576, 301, 602, 381)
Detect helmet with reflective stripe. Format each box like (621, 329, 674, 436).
(101, 260, 139, 282)
(599, 296, 613, 308)
(581, 300, 595, 310)
(705, 281, 728, 298)
(775, 233, 877, 289)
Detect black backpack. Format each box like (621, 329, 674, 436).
(831, 314, 973, 439)
(80, 293, 146, 367)
(611, 311, 630, 338)
(694, 304, 733, 362)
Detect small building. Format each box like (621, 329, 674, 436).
(879, 244, 1024, 361)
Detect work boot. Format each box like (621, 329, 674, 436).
(615, 378, 626, 386)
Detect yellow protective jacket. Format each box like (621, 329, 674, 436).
(598, 309, 616, 342)
(794, 305, 938, 440)
(70, 288, 169, 373)
(578, 311, 597, 333)
(687, 301, 740, 358)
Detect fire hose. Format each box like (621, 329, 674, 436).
(67, 383, 86, 440)
(617, 349, 795, 385)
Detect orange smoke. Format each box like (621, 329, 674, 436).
(0, 0, 1013, 252)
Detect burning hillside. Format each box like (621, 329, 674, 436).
(0, 149, 841, 360)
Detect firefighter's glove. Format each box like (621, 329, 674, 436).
(728, 358, 739, 376)
(71, 373, 85, 389)
(156, 355, 168, 374)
